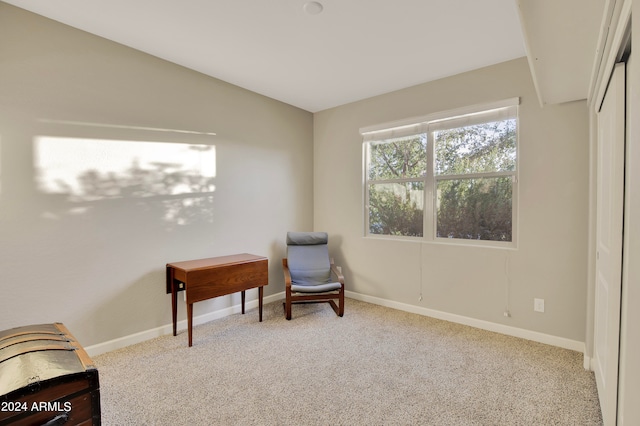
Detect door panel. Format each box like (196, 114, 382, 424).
(594, 62, 625, 426)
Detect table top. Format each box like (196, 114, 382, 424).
(167, 253, 267, 272)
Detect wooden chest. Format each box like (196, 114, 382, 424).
(0, 323, 100, 425)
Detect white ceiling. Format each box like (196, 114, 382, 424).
(2, 0, 603, 112)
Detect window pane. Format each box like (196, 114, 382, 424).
(368, 135, 427, 180)
(437, 176, 512, 241)
(369, 182, 424, 237)
(434, 119, 516, 175)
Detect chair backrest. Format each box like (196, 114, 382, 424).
(286, 232, 331, 286)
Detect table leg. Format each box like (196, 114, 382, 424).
(259, 286, 263, 322)
(187, 303, 193, 347)
(169, 268, 177, 337)
(241, 290, 246, 314)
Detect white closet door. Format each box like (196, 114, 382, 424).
(594, 61, 625, 426)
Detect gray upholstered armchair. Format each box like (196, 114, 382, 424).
(282, 232, 345, 320)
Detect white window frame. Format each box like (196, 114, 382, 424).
(361, 98, 519, 248)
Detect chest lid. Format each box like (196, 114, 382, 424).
(0, 323, 97, 398)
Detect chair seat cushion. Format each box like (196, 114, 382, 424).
(291, 282, 342, 293)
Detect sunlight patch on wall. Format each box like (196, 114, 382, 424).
(34, 137, 216, 202)
(34, 137, 216, 226)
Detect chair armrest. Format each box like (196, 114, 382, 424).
(330, 258, 344, 284)
(282, 258, 292, 288)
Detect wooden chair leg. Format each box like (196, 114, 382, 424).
(329, 300, 339, 316)
(283, 302, 292, 320)
(285, 290, 292, 320)
(328, 292, 344, 317)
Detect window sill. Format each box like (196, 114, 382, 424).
(364, 234, 517, 250)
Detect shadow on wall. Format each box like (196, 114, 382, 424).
(32, 123, 217, 229)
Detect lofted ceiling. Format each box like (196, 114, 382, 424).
(2, 0, 604, 112)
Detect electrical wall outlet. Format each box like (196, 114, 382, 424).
(534, 298, 545, 313)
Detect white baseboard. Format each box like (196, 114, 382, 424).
(85, 292, 284, 357)
(345, 291, 587, 354)
(86, 290, 586, 360)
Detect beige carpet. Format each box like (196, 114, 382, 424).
(94, 299, 602, 425)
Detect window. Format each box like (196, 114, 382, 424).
(363, 99, 518, 246)
(367, 135, 427, 237)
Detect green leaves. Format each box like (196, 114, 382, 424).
(435, 119, 516, 175)
(436, 177, 512, 241)
(368, 135, 427, 180)
(369, 182, 424, 237)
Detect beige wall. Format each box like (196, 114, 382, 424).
(0, 4, 314, 346)
(314, 57, 590, 343)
